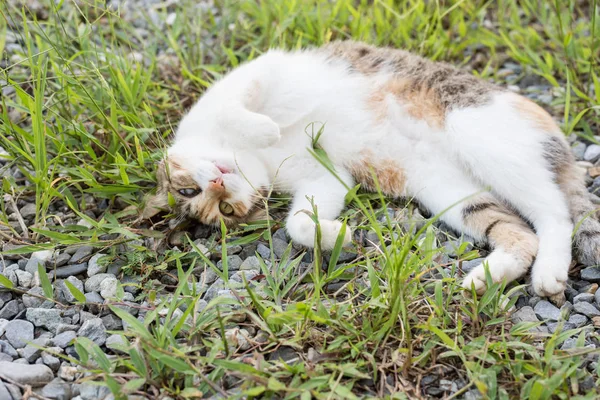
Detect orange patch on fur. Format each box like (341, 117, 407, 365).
(510, 94, 560, 134)
(346, 151, 406, 197)
(368, 78, 445, 129)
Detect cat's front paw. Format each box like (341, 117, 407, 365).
(286, 215, 351, 250)
(319, 219, 352, 250)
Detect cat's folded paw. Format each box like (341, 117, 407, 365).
(253, 126, 281, 148)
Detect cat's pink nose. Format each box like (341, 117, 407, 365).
(209, 176, 224, 189)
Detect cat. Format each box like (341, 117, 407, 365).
(143, 40, 600, 300)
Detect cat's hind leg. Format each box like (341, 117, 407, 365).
(445, 94, 574, 297)
(405, 155, 538, 293)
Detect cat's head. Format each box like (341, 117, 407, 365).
(142, 143, 268, 227)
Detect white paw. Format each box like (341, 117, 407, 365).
(253, 126, 281, 148)
(531, 257, 568, 297)
(318, 219, 352, 250)
(462, 266, 487, 295)
(461, 249, 529, 295)
(286, 215, 351, 250)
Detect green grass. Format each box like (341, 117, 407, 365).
(1, 0, 600, 398)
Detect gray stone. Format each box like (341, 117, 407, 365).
(87, 253, 107, 277)
(268, 346, 298, 363)
(60, 276, 84, 303)
(0, 266, 18, 288)
(121, 275, 141, 295)
(23, 287, 48, 308)
(4, 382, 20, 400)
(84, 273, 115, 293)
(4, 320, 34, 348)
(69, 246, 94, 264)
(240, 256, 261, 271)
(0, 340, 18, 357)
(52, 253, 71, 267)
(256, 243, 270, 259)
(204, 278, 243, 302)
(49, 263, 88, 279)
(561, 338, 580, 350)
(84, 291, 104, 313)
(0, 318, 7, 336)
(461, 258, 484, 274)
(230, 270, 259, 283)
(25, 250, 53, 274)
(567, 314, 588, 328)
(199, 268, 218, 285)
(77, 318, 106, 346)
(101, 314, 122, 330)
(581, 267, 600, 283)
(26, 308, 63, 333)
(217, 255, 243, 272)
(19, 203, 37, 219)
(573, 293, 595, 303)
(573, 301, 600, 317)
(99, 276, 119, 299)
(105, 334, 127, 352)
(533, 300, 561, 321)
(55, 324, 79, 335)
(596, 288, 600, 307)
(584, 144, 600, 162)
(225, 328, 251, 351)
(78, 382, 111, 400)
(0, 381, 11, 400)
(511, 306, 539, 323)
(52, 331, 77, 348)
(58, 365, 79, 382)
(41, 351, 61, 372)
(20, 338, 50, 362)
(0, 353, 12, 362)
(0, 361, 54, 386)
(15, 269, 33, 288)
(272, 238, 289, 258)
(40, 378, 72, 400)
(571, 141, 587, 160)
(0, 300, 20, 319)
(191, 240, 210, 257)
(464, 389, 483, 400)
(273, 228, 288, 242)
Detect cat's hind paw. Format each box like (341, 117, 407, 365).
(531, 256, 568, 297)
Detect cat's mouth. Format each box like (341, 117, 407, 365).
(214, 162, 233, 175)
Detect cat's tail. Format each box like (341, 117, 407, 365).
(555, 154, 600, 266)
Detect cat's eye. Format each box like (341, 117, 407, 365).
(177, 188, 201, 198)
(219, 201, 234, 216)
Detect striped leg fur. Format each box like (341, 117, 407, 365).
(460, 198, 538, 293)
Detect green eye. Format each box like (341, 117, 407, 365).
(219, 201, 234, 216)
(178, 188, 201, 197)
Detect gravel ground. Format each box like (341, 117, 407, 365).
(2, 1, 600, 399)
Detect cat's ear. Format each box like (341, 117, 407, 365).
(142, 159, 171, 219)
